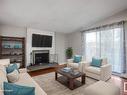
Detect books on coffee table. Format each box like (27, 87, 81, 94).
(70, 70, 80, 75)
(61, 67, 80, 75)
(61, 67, 72, 72)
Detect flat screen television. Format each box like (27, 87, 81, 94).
(32, 34, 52, 47)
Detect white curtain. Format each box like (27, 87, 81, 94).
(82, 22, 125, 73)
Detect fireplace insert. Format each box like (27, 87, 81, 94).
(33, 50, 49, 65)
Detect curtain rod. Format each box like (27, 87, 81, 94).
(81, 20, 126, 32)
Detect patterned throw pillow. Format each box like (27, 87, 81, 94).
(7, 69, 19, 83)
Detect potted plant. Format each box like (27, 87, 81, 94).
(66, 47, 73, 59)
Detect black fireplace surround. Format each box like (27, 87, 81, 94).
(33, 50, 49, 65)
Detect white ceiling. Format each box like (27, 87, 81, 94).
(0, 0, 127, 33)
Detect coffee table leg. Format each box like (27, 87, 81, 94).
(55, 72, 57, 80)
(69, 79, 74, 90)
(81, 75, 85, 84)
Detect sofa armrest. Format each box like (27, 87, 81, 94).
(67, 59, 73, 63)
(85, 62, 91, 67)
(101, 64, 112, 71)
(0, 59, 10, 67)
(100, 64, 112, 81)
(83, 61, 90, 73)
(19, 68, 27, 73)
(78, 61, 87, 72)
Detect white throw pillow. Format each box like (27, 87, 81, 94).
(7, 69, 19, 83)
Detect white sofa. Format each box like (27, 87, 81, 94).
(0, 59, 47, 95)
(84, 81, 120, 95)
(85, 59, 112, 81)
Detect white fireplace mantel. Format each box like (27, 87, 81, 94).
(26, 28, 55, 67)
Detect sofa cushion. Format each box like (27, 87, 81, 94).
(0, 65, 7, 75)
(85, 66, 101, 75)
(73, 55, 82, 63)
(15, 73, 47, 95)
(0, 70, 8, 87)
(4, 82, 35, 95)
(0, 67, 8, 95)
(91, 58, 102, 67)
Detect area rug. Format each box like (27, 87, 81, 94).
(33, 72, 113, 95)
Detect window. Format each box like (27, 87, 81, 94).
(83, 23, 125, 73)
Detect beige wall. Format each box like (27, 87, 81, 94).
(67, 32, 82, 55)
(55, 32, 68, 64)
(0, 25, 26, 37)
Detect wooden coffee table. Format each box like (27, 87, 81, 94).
(55, 68, 85, 90)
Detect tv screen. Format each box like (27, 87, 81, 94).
(32, 34, 52, 47)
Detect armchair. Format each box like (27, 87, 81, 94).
(67, 55, 85, 72)
(84, 58, 112, 81)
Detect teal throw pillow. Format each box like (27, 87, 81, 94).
(4, 82, 35, 95)
(91, 58, 102, 67)
(6, 64, 18, 74)
(73, 55, 82, 63)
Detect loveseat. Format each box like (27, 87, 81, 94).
(0, 59, 47, 95)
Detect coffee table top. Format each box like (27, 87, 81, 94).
(56, 68, 85, 79)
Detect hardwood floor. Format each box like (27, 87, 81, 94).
(28, 67, 55, 77)
(28, 64, 66, 77)
(111, 75, 127, 95)
(28, 65, 127, 95)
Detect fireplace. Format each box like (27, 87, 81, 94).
(27, 50, 58, 72)
(33, 50, 49, 65)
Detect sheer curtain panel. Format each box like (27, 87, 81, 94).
(82, 21, 125, 73)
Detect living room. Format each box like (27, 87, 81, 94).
(0, 0, 127, 95)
